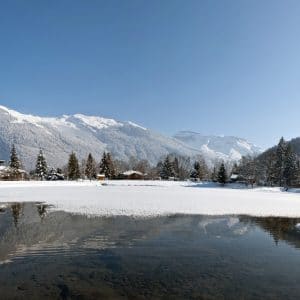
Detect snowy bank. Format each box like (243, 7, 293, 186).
(0, 180, 300, 217)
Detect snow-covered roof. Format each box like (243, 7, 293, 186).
(123, 170, 144, 176)
(0, 166, 27, 174)
(230, 174, 239, 179)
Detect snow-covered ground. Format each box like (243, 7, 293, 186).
(0, 180, 300, 217)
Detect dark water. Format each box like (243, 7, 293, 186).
(0, 203, 300, 299)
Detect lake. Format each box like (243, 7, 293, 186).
(0, 202, 300, 299)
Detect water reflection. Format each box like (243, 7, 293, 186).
(10, 203, 23, 228)
(240, 216, 300, 248)
(36, 203, 49, 220)
(0, 203, 300, 299)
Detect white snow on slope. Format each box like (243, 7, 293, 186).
(0, 181, 300, 218)
(0, 105, 262, 170)
(0, 105, 44, 128)
(73, 114, 123, 130)
(127, 121, 147, 130)
(174, 131, 262, 162)
(0, 105, 78, 130)
(0, 105, 204, 169)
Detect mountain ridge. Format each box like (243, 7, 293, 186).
(0, 105, 261, 170)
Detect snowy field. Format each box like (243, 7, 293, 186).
(0, 180, 300, 217)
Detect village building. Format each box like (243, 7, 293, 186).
(119, 170, 145, 180)
(230, 173, 256, 187)
(97, 174, 106, 181)
(0, 160, 27, 181)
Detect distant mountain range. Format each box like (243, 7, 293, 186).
(0, 105, 262, 170)
(174, 131, 262, 163)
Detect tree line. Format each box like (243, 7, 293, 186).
(4, 145, 219, 182)
(232, 137, 300, 189)
(4, 137, 300, 189)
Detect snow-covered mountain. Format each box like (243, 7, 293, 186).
(174, 131, 262, 163)
(0, 106, 261, 170)
(0, 106, 200, 170)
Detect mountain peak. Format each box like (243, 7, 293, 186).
(0, 105, 261, 170)
(72, 114, 123, 130)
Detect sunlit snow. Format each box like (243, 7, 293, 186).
(0, 181, 300, 218)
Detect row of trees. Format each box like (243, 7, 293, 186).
(234, 137, 300, 189)
(4, 145, 117, 181)
(33, 150, 116, 180)
(157, 155, 227, 184)
(6, 137, 300, 188)
(4, 145, 235, 184)
(156, 137, 300, 188)
(67, 151, 116, 180)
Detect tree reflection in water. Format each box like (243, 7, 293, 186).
(240, 216, 300, 248)
(36, 203, 49, 221)
(10, 203, 23, 228)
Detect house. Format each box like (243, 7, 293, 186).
(230, 174, 240, 182)
(0, 160, 10, 180)
(230, 173, 248, 183)
(119, 170, 145, 180)
(0, 160, 27, 180)
(230, 173, 255, 187)
(0, 164, 9, 179)
(97, 174, 106, 181)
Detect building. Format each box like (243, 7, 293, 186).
(230, 174, 239, 182)
(230, 173, 253, 186)
(0, 160, 9, 180)
(97, 174, 106, 181)
(119, 170, 145, 180)
(0, 160, 27, 181)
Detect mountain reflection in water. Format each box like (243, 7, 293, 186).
(0, 202, 300, 299)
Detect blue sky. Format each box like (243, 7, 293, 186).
(1, 0, 300, 149)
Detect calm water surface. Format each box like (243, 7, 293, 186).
(0, 202, 300, 299)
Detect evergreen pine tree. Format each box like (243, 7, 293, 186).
(265, 151, 277, 186)
(191, 161, 202, 180)
(283, 144, 298, 189)
(275, 137, 287, 186)
(237, 156, 257, 187)
(35, 149, 48, 180)
(191, 159, 209, 180)
(99, 152, 115, 179)
(160, 156, 175, 179)
(9, 144, 20, 170)
(99, 152, 108, 177)
(173, 157, 179, 179)
(68, 152, 80, 180)
(106, 153, 116, 179)
(217, 163, 227, 185)
(85, 153, 97, 180)
(9, 144, 21, 178)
